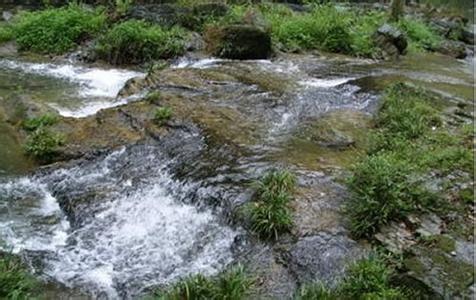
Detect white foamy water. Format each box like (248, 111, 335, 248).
(0, 59, 144, 117)
(0, 147, 238, 298)
(299, 77, 354, 88)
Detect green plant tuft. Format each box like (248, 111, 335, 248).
(247, 169, 296, 240)
(154, 265, 254, 300)
(95, 20, 186, 65)
(153, 106, 173, 126)
(13, 4, 106, 54)
(22, 114, 58, 132)
(24, 127, 64, 162)
(0, 253, 38, 300)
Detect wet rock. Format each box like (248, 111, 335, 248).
(0, 94, 57, 125)
(185, 32, 205, 51)
(288, 232, 365, 286)
(436, 40, 467, 58)
(204, 25, 272, 59)
(373, 24, 408, 59)
(180, 3, 229, 30)
(461, 28, 475, 45)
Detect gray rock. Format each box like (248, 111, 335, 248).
(373, 24, 408, 59)
(436, 40, 467, 59)
(288, 232, 365, 286)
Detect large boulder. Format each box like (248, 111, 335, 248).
(204, 25, 272, 59)
(373, 24, 408, 59)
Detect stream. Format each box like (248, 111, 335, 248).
(0, 49, 473, 298)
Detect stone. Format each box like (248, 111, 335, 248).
(127, 4, 188, 28)
(435, 40, 467, 59)
(288, 232, 365, 286)
(373, 24, 408, 59)
(204, 25, 272, 59)
(375, 221, 416, 254)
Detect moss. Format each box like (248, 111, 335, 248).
(434, 235, 456, 253)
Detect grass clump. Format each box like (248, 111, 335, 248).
(0, 25, 14, 43)
(95, 20, 186, 65)
(24, 127, 64, 162)
(346, 83, 473, 238)
(0, 253, 38, 300)
(153, 106, 173, 126)
(22, 114, 58, 132)
(247, 169, 296, 240)
(12, 4, 106, 54)
(297, 256, 406, 299)
(154, 265, 254, 300)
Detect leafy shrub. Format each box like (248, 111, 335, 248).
(346, 153, 435, 238)
(13, 4, 106, 54)
(247, 169, 296, 240)
(95, 20, 186, 65)
(154, 265, 254, 300)
(24, 127, 64, 162)
(397, 18, 442, 51)
(22, 114, 58, 132)
(154, 106, 173, 126)
(0, 253, 38, 300)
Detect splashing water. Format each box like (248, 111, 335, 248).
(0, 59, 144, 118)
(0, 146, 238, 298)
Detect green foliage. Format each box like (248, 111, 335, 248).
(0, 25, 14, 43)
(346, 83, 473, 238)
(24, 127, 64, 162)
(396, 18, 442, 51)
(22, 114, 58, 132)
(296, 256, 406, 299)
(339, 256, 405, 299)
(154, 106, 173, 126)
(346, 153, 435, 238)
(95, 20, 186, 65)
(0, 253, 38, 300)
(154, 265, 254, 300)
(247, 169, 296, 240)
(115, 0, 133, 16)
(13, 4, 106, 54)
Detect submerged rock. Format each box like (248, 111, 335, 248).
(204, 25, 272, 59)
(373, 24, 408, 59)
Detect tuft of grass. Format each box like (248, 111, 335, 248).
(297, 256, 406, 299)
(115, 0, 133, 16)
(95, 20, 186, 65)
(24, 127, 64, 162)
(346, 83, 473, 238)
(22, 114, 58, 132)
(0, 253, 38, 300)
(247, 169, 296, 240)
(153, 106, 173, 126)
(12, 3, 106, 54)
(154, 265, 254, 300)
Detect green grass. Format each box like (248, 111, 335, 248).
(153, 265, 254, 300)
(396, 18, 442, 51)
(0, 253, 38, 300)
(346, 83, 473, 238)
(22, 114, 58, 132)
(153, 106, 173, 126)
(95, 20, 186, 65)
(247, 169, 296, 240)
(24, 127, 64, 162)
(12, 3, 106, 54)
(0, 25, 14, 43)
(297, 256, 406, 299)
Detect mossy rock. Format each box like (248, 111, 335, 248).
(205, 25, 272, 59)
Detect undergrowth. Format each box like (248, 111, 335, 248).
(0, 253, 38, 300)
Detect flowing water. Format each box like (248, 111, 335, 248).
(0, 50, 474, 298)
